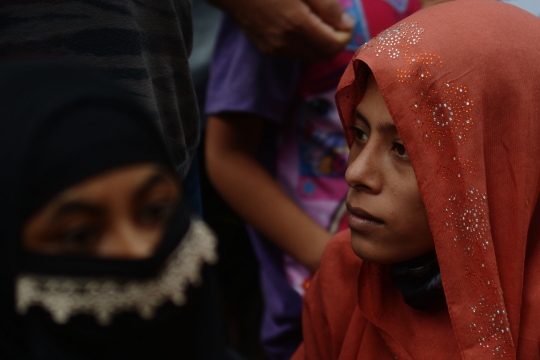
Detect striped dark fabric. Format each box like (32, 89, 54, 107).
(0, 0, 199, 178)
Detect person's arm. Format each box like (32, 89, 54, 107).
(205, 113, 331, 273)
(206, 0, 354, 61)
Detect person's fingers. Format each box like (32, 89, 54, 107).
(334, 30, 353, 45)
(294, 9, 352, 61)
(221, 0, 352, 60)
(304, 0, 355, 31)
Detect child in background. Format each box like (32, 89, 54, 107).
(293, 1, 540, 358)
(205, 0, 419, 358)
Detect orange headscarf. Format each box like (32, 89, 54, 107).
(294, 1, 540, 359)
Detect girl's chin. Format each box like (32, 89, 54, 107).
(350, 236, 427, 265)
(351, 238, 395, 265)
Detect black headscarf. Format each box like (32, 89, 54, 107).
(0, 61, 217, 359)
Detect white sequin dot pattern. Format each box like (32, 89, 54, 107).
(444, 189, 512, 356)
(361, 22, 425, 59)
(445, 188, 489, 253)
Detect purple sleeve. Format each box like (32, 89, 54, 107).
(205, 15, 301, 124)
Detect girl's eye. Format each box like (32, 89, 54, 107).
(139, 200, 174, 226)
(392, 142, 409, 159)
(59, 226, 99, 250)
(349, 126, 369, 143)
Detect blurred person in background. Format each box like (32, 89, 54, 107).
(0, 60, 218, 360)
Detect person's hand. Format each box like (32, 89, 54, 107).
(207, 0, 354, 61)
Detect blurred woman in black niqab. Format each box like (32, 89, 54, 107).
(0, 60, 217, 359)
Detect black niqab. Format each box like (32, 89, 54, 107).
(0, 60, 214, 360)
(389, 251, 445, 311)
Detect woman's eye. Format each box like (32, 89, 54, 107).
(392, 142, 409, 158)
(349, 126, 369, 143)
(139, 200, 174, 226)
(59, 226, 99, 250)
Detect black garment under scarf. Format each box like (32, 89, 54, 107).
(389, 251, 445, 311)
(0, 61, 216, 360)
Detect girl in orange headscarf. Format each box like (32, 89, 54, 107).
(292, 1, 540, 359)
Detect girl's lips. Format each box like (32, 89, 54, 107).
(346, 204, 384, 232)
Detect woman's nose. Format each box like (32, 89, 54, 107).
(345, 144, 383, 194)
(98, 221, 161, 259)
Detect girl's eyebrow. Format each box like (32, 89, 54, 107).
(134, 173, 172, 200)
(354, 109, 370, 130)
(355, 109, 398, 136)
(375, 122, 398, 136)
(54, 202, 103, 219)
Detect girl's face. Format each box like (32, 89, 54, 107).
(23, 164, 180, 259)
(346, 75, 434, 264)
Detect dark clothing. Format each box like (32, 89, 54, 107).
(0, 0, 200, 177)
(0, 60, 217, 360)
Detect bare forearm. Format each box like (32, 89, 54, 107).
(206, 115, 331, 272)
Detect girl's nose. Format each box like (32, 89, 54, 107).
(98, 221, 160, 259)
(345, 144, 383, 194)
